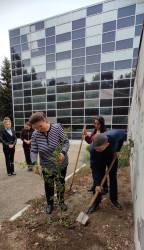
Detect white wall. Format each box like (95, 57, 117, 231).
(128, 27, 144, 250)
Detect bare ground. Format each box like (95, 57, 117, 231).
(0, 165, 134, 250)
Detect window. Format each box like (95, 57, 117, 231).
(72, 57, 85, 66)
(45, 27, 55, 37)
(86, 64, 100, 73)
(57, 93, 71, 101)
(101, 62, 114, 71)
(103, 20, 116, 32)
(56, 76, 71, 85)
(11, 45, 21, 54)
(86, 54, 101, 64)
(135, 25, 143, 36)
(57, 85, 71, 93)
(46, 63, 55, 71)
(85, 108, 99, 116)
(112, 116, 128, 124)
(13, 83, 22, 91)
(46, 54, 55, 62)
(72, 100, 84, 108)
(72, 66, 85, 75)
(72, 75, 84, 83)
(46, 45, 55, 54)
(72, 29, 85, 39)
(72, 48, 85, 58)
(102, 31, 115, 43)
(32, 88, 46, 96)
(56, 51, 71, 61)
(46, 36, 55, 45)
(10, 28, 20, 38)
(56, 32, 71, 43)
(85, 82, 100, 91)
(116, 38, 133, 50)
(113, 107, 129, 115)
(10, 36, 20, 46)
(133, 48, 138, 58)
(136, 14, 144, 25)
(72, 92, 84, 100)
(114, 88, 130, 97)
(87, 4, 102, 16)
(31, 47, 45, 57)
(72, 18, 85, 30)
(30, 21, 44, 32)
(72, 83, 84, 92)
(72, 109, 84, 116)
(57, 117, 71, 124)
(118, 5, 136, 19)
(72, 38, 85, 49)
(100, 99, 112, 107)
(113, 98, 129, 106)
(57, 101, 71, 109)
(101, 71, 113, 80)
(117, 16, 135, 29)
(47, 110, 56, 117)
(11, 53, 21, 61)
(85, 91, 99, 99)
(101, 80, 113, 89)
(22, 43, 29, 51)
(86, 45, 101, 55)
(102, 42, 115, 53)
(22, 59, 30, 67)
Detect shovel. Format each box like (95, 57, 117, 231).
(76, 157, 117, 225)
(69, 125, 86, 191)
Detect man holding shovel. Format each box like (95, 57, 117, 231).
(88, 129, 125, 213)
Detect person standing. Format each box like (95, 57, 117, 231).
(83, 116, 108, 195)
(29, 112, 70, 214)
(0, 117, 17, 176)
(88, 130, 125, 213)
(20, 122, 34, 172)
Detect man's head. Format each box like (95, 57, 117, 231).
(93, 133, 109, 152)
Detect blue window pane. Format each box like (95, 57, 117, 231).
(56, 51, 71, 61)
(86, 54, 101, 64)
(30, 21, 44, 31)
(11, 53, 21, 61)
(133, 48, 138, 58)
(32, 72, 45, 81)
(12, 61, 22, 69)
(56, 32, 71, 43)
(46, 54, 55, 62)
(85, 82, 100, 91)
(72, 66, 85, 75)
(118, 4, 136, 18)
(37, 39, 45, 47)
(45, 26, 55, 37)
(10, 28, 20, 38)
(116, 38, 133, 50)
(86, 45, 101, 55)
(115, 60, 132, 70)
(21, 35, 28, 43)
(46, 63, 55, 71)
(72, 38, 85, 49)
(101, 62, 114, 71)
(72, 48, 85, 58)
(11, 45, 21, 54)
(102, 42, 115, 53)
(86, 64, 100, 73)
(72, 57, 85, 66)
(135, 25, 143, 36)
(72, 29, 85, 39)
(46, 36, 55, 45)
(22, 59, 30, 67)
(117, 16, 135, 29)
(23, 74, 31, 82)
(102, 31, 115, 43)
(72, 18, 85, 30)
(10, 36, 20, 46)
(136, 14, 144, 25)
(31, 47, 45, 57)
(46, 45, 55, 54)
(12, 68, 22, 76)
(132, 58, 137, 68)
(22, 43, 29, 51)
(103, 21, 116, 32)
(72, 75, 84, 83)
(87, 4, 102, 16)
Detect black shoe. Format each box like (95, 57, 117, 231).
(87, 186, 94, 192)
(8, 173, 11, 176)
(88, 203, 99, 214)
(101, 187, 108, 195)
(46, 204, 53, 214)
(60, 202, 67, 211)
(111, 200, 122, 210)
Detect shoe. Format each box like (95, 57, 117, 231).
(8, 173, 11, 176)
(87, 186, 94, 192)
(101, 187, 108, 195)
(11, 172, 16, 175)
(46, 204, 53, 214)
(111, 200, 122, 210)
(88, 202, 99, 214)
(60, 202, 67, 211)
(27, 168, 32, 172)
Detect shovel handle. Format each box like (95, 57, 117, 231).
(88, 157, 117, 209)
(69, 125, 86, 191)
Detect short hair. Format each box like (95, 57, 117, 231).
(3, 117, 11, 125)
(25, 121, 31, 127)
(29, 112, 47, 125)
(93, 133, 108, 147)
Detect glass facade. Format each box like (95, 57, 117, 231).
(9, 0, 144, 138)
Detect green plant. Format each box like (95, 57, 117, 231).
(118, 139, 134, 168)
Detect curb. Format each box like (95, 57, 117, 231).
(0, 163, 87, 229)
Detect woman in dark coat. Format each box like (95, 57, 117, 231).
(0, 117, 17, 176)
(20, 122, 34, 172)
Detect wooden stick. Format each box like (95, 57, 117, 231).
(69, 125, 86, 191)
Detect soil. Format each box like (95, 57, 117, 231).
(0, 165, 134, 250)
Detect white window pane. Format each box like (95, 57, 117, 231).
(34, 64, 46, 73)
(101, 89, 113, 99)
(56, 41, 72, 53)
(20, 26, 30, 35)
(31, 56, 46, 66)
(136, 3, 144, 14)
(56, 22, 71, 35)
(23, 66, 31, 74)
(103, 116, 112, 124)
(46, 70, 56, 79)
(56, 68, 71, 77)
(101, 52, 115, 63)
(116, 27, 135, 41)
(22, 51, 30, 60)
(133, 36, 140, 48)
(85, 99, 99, 108)
(30, 30, 45, 41)
(103, 10, 117, 22)
(56, 13, 72, 25)
(118, 0, 136, 8)
(72, 9, 86, 21)
(137, 0, 144, 3)
(86, 35, 101, 47)
(45, 17, 57, 28)
(115, 49, 133, 61)
(103, 0, 117, 12)
(56, 59, 72, 70)
(86, 24, 102, 37)
(114, 69, 131, 80)
(86, 13, 102, 27)
(85, 72, 100, 82)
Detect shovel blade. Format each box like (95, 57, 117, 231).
(76, 212, 89, 225)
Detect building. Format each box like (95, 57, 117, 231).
(9, 0, 144, 139)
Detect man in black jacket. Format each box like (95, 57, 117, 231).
(89, 129, 125, 213)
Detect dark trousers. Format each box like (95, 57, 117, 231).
(43, 167, 67, 205)
(23, 146, 31, 165)
(3, 147, 15, 174)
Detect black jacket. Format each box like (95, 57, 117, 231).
(0, 129, 17, 149)
(20, 128, 34, 148)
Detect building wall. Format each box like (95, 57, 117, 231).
(9, 0, 144, 138)
(128, 26, 144, 250)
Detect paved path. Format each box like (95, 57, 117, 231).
(0, 142, 87, 225)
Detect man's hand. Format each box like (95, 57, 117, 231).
(83, 127, 87, 136)
(114, 152, 120, 158)
(57, 153, 65, 162)
(9, 144, 13, 148)
(33, 166, 40, 175)
(96, 186, 102, 193)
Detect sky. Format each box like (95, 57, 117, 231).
(0, 0, 106, 68)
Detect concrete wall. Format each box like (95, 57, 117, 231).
(128, 26, 144, 250)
